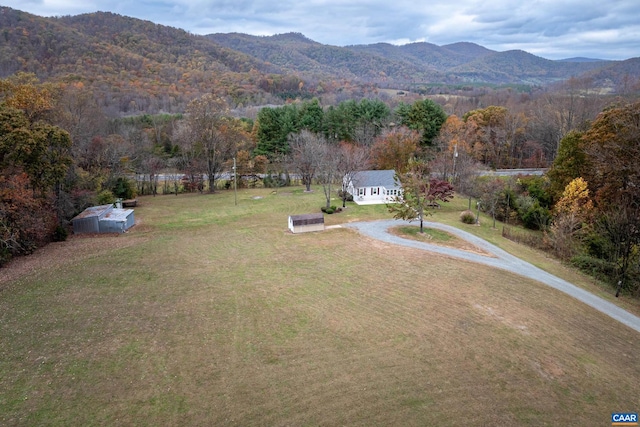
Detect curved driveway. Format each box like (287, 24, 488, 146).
(344, 219, 640, 333)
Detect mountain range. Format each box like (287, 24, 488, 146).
(1, 6, 638, 114)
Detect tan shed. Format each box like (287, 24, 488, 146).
(288, 213, 324, 234)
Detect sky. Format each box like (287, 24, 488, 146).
(5, 0, 639, 60)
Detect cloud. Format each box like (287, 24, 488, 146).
(2, 0, 638, 60)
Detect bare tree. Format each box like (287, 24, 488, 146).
(184, 94, 234, 192)
(316, 142, 341, 209)
(479, 178, 507, 228)
(288, 130, 326, 192)
(336, 143, 370, 207)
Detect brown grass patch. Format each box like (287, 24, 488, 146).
(0, 188, 638, 426)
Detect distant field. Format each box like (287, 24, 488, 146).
(1, 187, 638, 426)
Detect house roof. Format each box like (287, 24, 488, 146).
(352, 170, 399, 189)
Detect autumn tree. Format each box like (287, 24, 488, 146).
(579, 102, 640, 294)
(0, 103, 72, 264)
(54, 83, 108, 168)
(529, 77, 604, 158)
(581, 102, 640, 207)
(183, 94, 235, 192)
(388, 158, 453, 233)
(549, 177, 593, 259)
(370, 127, 420, 172)
(0, 106, 72, 196)
(546, 131, 589, 202)
(463, 106, 509, 168)
(0, 72, 57, 123)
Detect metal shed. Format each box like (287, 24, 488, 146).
(72, 204, 135, 234)
(288, 213, 324, 234)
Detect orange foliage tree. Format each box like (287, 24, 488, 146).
(370, 127, 420, 172)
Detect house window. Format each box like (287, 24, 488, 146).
(358, 188, 365, 196)
(371, 187, 379, 195)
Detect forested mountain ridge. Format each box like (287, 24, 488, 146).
(1, 6, 638, 117)
(206, 32, 446, 83)
(0, 7, 297, 114)
(210, 32, 629, 88)
(447, 50, 612, 84)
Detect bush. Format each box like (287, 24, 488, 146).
(519, 201, 551, 230)
(337, 190, 353, 202)
(0, 247, 11, 267)
(112, 177, 136, 199)
(325, 208, 334, 214)
(460, 210, 476, 224)
(570, 254, 616, 285)
(52, 225, 68, 242)
(97, 190, 115, 205)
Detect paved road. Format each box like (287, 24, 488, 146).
(344, 219, 640, 334)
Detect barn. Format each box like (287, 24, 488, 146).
(288, 213, 324, 234)
(72, 204, 135, 234)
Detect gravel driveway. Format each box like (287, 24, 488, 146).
(344, 219, 640, 334)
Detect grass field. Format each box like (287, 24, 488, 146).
(1, 187, 639, 426)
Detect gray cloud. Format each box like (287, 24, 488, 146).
(2, 0, 638, 59)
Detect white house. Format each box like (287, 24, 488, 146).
(345, 170, 402, 205)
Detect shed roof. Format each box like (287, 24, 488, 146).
(71, 204, 113, 220)
(102, 208, 134, 222)
(290, 213, 324, 226)
(352, 170, 399, 189)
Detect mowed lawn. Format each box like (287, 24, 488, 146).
(1, 187, 639, 426)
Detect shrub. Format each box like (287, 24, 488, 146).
(52, 225, 68, 242)
(520, 202, 551, 230)
(502, 226, 548, 251)
(570, 254, 616, 285)
(460, 210, 476, 224)
(97, 190, 115, 205)
(325, 208, 334, 214)
(112, 177, 136, 199)
(337, 190, 353, 202)
(0, 247, 11, 267)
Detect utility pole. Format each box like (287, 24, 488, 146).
(452, 143, 458, 185)
(233, 156, 237, 206)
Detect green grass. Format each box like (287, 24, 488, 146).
(394, 225, 453, 241)
(1, 186, 638, 426)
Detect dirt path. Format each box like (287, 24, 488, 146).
(344, 219, 640, 334)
